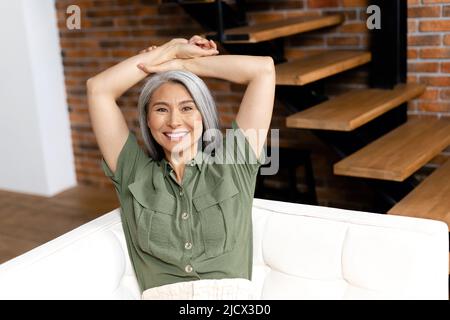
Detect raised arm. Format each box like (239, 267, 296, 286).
(86, 38, 218, 173)
(138, 51, 275, 158)
(185, 55, 275, 158)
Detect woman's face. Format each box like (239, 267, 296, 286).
(147, 82, 203, 158)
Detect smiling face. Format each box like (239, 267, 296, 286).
(147, 82, 203, 162)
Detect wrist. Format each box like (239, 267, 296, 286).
(140, 45, 176, 67)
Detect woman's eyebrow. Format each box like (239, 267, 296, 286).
(152, 100, 195, 106)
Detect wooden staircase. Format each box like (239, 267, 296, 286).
(333, 118, 450, 181)
(276, 51, 371, 86)
(286, 83, 425, 131)
(203, 14, 344, 43)
(178, 1, 450, 253)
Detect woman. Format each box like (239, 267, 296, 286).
(86, 35, 275, 299)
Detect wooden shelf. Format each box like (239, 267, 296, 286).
(276, 51, 371, 86)
(388, 160, 450, 228)
(203, 14, 344, 43)
(286, 83, 426, 131)
(334, 118, 450, 181)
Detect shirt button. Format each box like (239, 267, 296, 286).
(184, 242, 192, 250)
(185, 264, 193, 273)
(179, 190, 184, 196)
(181, 212, 189, 220)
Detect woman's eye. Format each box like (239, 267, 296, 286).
(156, 108, 168, 112)
(182, 106, 194, 111)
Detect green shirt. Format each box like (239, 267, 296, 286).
(102, 120, 266, 293)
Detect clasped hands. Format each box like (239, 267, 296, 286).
(137, 35, 219, 74)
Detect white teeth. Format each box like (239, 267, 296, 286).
(165, 132, 188, 139)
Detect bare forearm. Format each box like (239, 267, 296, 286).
(86, 46, 175, 99)
(182, 55, 274, 84)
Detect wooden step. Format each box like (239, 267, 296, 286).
(276, 51, 371, 86)
(334, 118, 450, 181)
(388, 160, 450, 228)
(179, 0, 215, 3)
(286, 83, 426, 131)
(203, 14, 344, 43)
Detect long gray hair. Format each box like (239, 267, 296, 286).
(137, 70, 221, 160)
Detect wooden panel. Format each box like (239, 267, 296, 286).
(286, 84, 426, 131)
(334, 118, 450, 181)
(0, 186, 119, 264)
(276, 51, 371, 86)
(388, 160, 450, 227)
(203, 15, 344, 43)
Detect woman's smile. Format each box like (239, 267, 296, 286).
(164, 130, 190, 141)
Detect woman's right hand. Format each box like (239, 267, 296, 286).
(137, 36, 219, 74)
(174, 36, 219, 59)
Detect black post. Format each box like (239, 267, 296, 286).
(369, 0, 407, 88)
(216, 0, 225, 42)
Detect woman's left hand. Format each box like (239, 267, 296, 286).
(137, 35, 219, 74)
(174, 35, 218, 59)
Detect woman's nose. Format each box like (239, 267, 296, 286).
(167, 110, 182, 127)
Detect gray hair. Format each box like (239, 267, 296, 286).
(137, 70, 221, 160)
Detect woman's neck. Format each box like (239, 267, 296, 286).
(164, 143, 198, 184)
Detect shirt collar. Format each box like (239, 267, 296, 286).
(161, 150, 205, 177)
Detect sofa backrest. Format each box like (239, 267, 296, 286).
(251, 199, 448, 300)
(0, 198, 447, 299)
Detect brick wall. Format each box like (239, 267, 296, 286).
(407, 0, 450, 169)
(55, 0, 446, 210)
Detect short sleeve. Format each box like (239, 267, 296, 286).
(101, 131, 151, 193)
(227, 120, 266, 171)
(218, 121, 267, 198)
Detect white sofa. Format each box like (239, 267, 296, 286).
(0, 198, 448, 300)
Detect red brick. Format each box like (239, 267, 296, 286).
(308, 0, 339, 8)
(420, 20, 450, 32)
(342, 0, 368, 7)
(440, 89, 450, 99)
(418, 88, 439, 100)
(418, 102, 450, 112)
(408, 20, 418, 33)
(423, 0, 450, 3)
(441, 62, 450, 73)
(408, 48, 418, 59)
(443, 34, 450, 45)
(326, 36, 360, 46)
(420, 48, 450, 59)
(408, 62, 439, 73)
(421, 76, 450, 87)
(408, 35, 441, 46)
(408, 6, 441, 17)
(339, 22, 367, 33)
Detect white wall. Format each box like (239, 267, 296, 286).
(0, 0, 76, 196)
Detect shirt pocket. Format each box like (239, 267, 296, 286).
(128, 184, 177, 262)
(193, 178, 240, 258)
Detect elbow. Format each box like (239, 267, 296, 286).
(86, 77, 97, 94)
(86, 77, 105, 96)
(256, 56, 275, 76)
(263, 56, 275, 74)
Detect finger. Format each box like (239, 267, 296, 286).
(137, 63, 152, 73)
(189, 35, 203, 44)
(209, 40, 217, 50)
